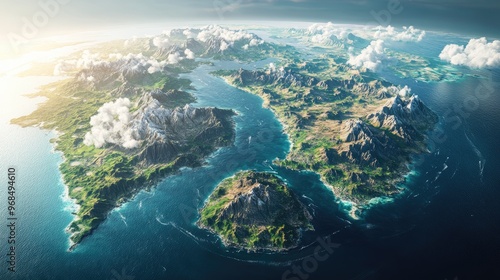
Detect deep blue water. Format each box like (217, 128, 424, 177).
(1, 32, 500, 280)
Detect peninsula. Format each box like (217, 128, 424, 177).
(214, 59, 438, 207)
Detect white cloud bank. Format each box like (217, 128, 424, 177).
(306, 22, 350, 45)
(54, 49, 193, 76)
(84, 98, 141, 149)
(268, 62, 284, 73)
(348, 40, 386, 71)
(373, 25, 425, 42)
(184, 48, 195, 59)
(152, 36, 170, 49)
(303, 23, 425, 45)
(196, 25, 264, 51)
(439, 37, 500, 68)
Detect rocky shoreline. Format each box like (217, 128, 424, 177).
(198, 171, 313, 251)
(214, 63, 438, 211)
(12, 75, 237, 249)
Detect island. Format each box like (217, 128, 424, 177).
(198, 171, 313, 251)
(213, 59, 438, 209)
(269, 25, 466, 83)
(10, 25, 297, 249)
(11, 25, 440, 250)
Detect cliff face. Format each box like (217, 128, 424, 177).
(234, 68, 320, 88)
(60, 86, 235, 248)
(367, 95, 438, 142)
(218, 174, 312, 227)
(216, 65, 439, 204)
(133, 91, 235, 165)
(198, 171, 313, 250)
(231, 68, 394, 100)
(339, 119, 399, 168)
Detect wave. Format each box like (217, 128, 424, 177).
(196, 78, 208, 86)
(118, 212, 128, 227)
(301, 194, 313, 202)
(155, 215, 170, 226)
(137, 191, 155, 210)
(155, 215, 207, 246)
(464, 130, 486, 182)
(155, 214, 345, 267)
(431, 161, 449, 183)
(262, 160, 274, 170)
(366, 196, 395, 206)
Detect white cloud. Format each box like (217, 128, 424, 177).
(268, 62, 284, 74)
(398, 85, 411, 97)
(147, 59, 168, 74)
(152, 36, 170, 49)
(183, 29, 196, 39)
(269, 62, 276, 71)
(53, 50, 106, 75)
(308, 22, 335, 34)
(348, 40, 386, 71)
(439, 37, 500, 68)
(184, 49, 195, 59)
(249, 38, 262, 46)
(53, 60, 76, 75)
(124, 36, 138, 47)
(167, 52, 184, 64)
(197, 25, 252, 43)
(84, 98, 141, 149)
(195, 25, 263, 51)
(108, 53, 123, 60)
(307, 22, 350, 45)
(373, 25, 426, 42)
(220, 40, 229, 51)
(54, 51, 171, 76)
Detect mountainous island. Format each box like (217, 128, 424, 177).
(12, 25, 439, 250)
(198, 171, 313, 250)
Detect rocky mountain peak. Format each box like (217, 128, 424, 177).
(341, 119, 374, 142)
(368, 95, 437, 141)
(198, 171, 313, 250)
(128, 91, 235, 165)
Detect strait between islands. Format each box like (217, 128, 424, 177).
(11, 25, 438, 251)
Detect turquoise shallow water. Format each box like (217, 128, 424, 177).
(0, 31, 499, 280)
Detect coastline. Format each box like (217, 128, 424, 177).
(1, 70, 82, 250)
(197, 221, 304, 253)
(196, 171, 313, 252)
(10, 70, 238, 252)
(214, 73, 436, 220)
(218, 76, 294, 155)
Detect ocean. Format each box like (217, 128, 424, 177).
(0, 31, 499, 280)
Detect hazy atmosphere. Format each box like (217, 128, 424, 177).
(1, 0, 499, 38)
(1, 1, 500, 280)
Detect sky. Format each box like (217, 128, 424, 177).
(1, 0, 499, 57)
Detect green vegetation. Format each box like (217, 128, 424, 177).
(198, 171, 312, 250)
(11, 65, 225, 248)
(214, 57, 436, 204)
(11, 25, 440, 249)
